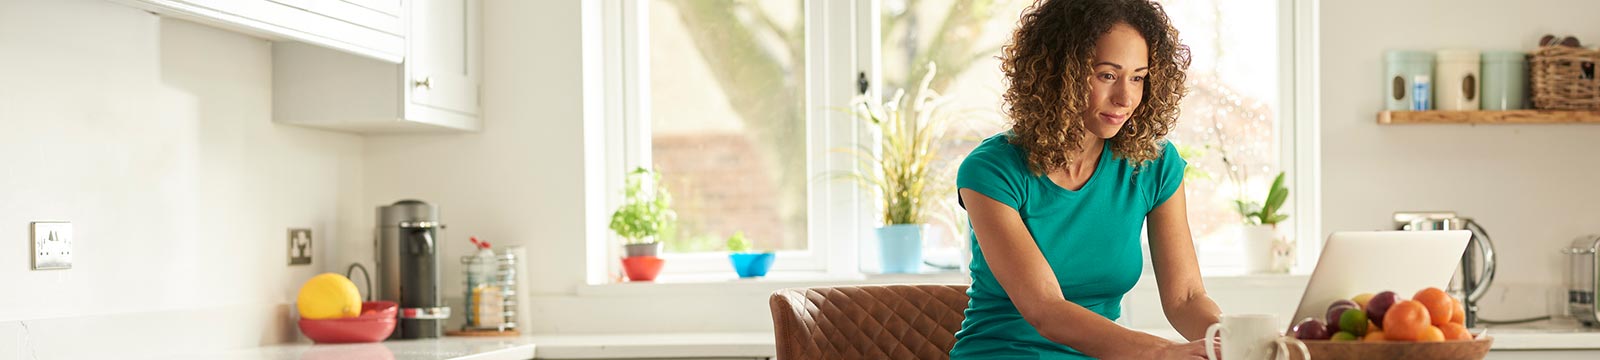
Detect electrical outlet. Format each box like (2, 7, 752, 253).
(31, 222, 72, 270)
(288, 228, 312, 265)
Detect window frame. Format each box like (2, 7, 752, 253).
(600, 0, 872, 277)
(595, 0, 1321, 281)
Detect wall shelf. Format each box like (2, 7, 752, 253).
(1377, 110, 1600, 124)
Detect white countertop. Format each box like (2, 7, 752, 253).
(1477, 319, 1600, 350)
(1137, 319, 1600, 351)
(522, 332, 774, 359)
(167, 337, 536, 360)
(165, 324, 1600, 360)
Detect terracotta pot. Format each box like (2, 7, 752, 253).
(620, 256, 664, 281)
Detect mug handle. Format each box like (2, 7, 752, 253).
(1205, 323, 1224, 360)
(1274, 336, 1311, 360)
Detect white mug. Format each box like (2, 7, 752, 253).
(1205, 314, 1310, 360)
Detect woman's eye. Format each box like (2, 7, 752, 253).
(1099, 73, 1116, 81)
(1132, 75, 1146, 82)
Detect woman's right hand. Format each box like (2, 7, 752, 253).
(1143, 339, 1214, 360)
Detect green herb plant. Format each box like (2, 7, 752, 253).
(1234, 172, 1289, 226)
(725, 231, 753, 253)
(609, 167, 677, 244)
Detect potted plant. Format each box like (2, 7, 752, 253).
(1234, 172, 1291, 274)
(725, 231, 775, 278)
(838, 63, 959, 274)
(609, 167, 677, 281)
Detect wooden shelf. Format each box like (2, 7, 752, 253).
(1377, 110, 1600, 124)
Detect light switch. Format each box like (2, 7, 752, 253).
(31, 222, 72, 270)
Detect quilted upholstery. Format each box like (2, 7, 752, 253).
(770, 285, 970, 360)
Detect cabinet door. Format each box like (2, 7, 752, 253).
(408, 0, 481, 117)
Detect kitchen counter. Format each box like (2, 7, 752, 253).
(1480, 319, 1600, 350)
(166, 324, 1600, 359)
(1139, 321, 1600, 351)
(168, 337, 536, 360)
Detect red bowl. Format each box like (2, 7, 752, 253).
(298, 301, 397, 343)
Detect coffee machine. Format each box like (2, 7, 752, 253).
(377, 200, 450, 339)
(1394, 211, 1497, 328)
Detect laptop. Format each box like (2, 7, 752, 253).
(1286, 230, 1472, 331)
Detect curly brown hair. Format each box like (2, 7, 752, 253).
(1000, 0, 1191, 175)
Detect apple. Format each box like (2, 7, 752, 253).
(1366, 291, 1401, 328)
(1326, 303, 1358, 332)
(1292, 317, 1331, 340)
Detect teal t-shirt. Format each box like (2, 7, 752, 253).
(949, 133, 1187, 359)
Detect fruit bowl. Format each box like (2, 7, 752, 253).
(1287, 337, 1493, 360)
(298, 301, 397, 343)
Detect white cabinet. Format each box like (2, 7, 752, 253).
(109, 0, 405, 62)
(272, 0, 483, 133)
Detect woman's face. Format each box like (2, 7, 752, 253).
(1081, 22, 1148, 139)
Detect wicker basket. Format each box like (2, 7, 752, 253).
(1531, 45, 1600, 109)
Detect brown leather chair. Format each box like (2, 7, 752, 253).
(770, 284, 970, 360)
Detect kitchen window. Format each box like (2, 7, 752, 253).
(600, 0, 1319, 279)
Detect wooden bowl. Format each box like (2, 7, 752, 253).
(1287, 337, 1493, 360)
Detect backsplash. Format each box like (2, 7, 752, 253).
(0, 0, 365, 356)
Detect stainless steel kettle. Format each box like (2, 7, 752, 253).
(1394, 211, 1497, 328)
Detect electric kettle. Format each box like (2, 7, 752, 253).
(1394, 211, 1496, 328)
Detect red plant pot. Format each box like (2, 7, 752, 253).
(621, 256, 665, 281)
(298, 301, 398, 343)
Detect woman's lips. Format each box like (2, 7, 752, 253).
(1099, 113, 1127, 125)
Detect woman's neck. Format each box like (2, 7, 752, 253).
(1064, 137, 1105, 176)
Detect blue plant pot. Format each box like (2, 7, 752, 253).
(876, 224, 924, 274)
(729, 252, 776, 278)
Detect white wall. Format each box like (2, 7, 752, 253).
(381, 0, 1600, 336)
(0, 0, 365, 357)
(1320, 0, 1600, 319)
(362, 0, 596, 332)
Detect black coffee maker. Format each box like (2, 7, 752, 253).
(1394, 211, 1497, 328)
(377, 200, 450, 338)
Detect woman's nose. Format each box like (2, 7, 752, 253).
(1111, 82, 1136, 107)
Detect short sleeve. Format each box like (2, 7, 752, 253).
(1150, 141, 1188, 208)
(957, 142, 1025, 211)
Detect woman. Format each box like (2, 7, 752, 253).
(950, 0, 1219, 359)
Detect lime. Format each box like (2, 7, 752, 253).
(1340, 308, 1370, 336)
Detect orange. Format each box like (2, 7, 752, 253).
(1450, 297, 1466, 325)
(1383, 300, 1432, 341)
(1420, 325, 1446, 342)
(1440, 323, 1472, 341)
(1364, 329, 1386, 342)
(1414, 287, 1454, 326)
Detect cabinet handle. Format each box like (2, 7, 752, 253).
(413, 76, 432, 90)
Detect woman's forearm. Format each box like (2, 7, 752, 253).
(1024, 299, 1178, 359)
(1164, 294, 1223, 341)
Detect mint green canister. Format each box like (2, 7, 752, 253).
(1385, 51, 1436, 110)
(1480, 51, 1528, 110)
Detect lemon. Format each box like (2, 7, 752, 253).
(297, 273, 362, 319)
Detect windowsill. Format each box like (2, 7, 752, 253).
(1134, 271, 1310, 291)
(575, 270, 1309, 297)
(576, 270, 971, 297)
